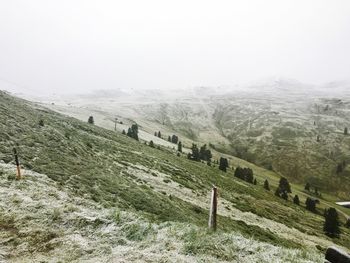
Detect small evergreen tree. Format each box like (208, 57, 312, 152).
(323, 208, 340, 237)
(171, 135, 179, 144)
(344, 127, 348, 135)
(304, 182, 310, 191)
(39, 119, 44, 127)
(178, 141, 182, 152)
(149, 140, 155, 148)
(293, 195, 300, 205)
(264, 179, 270, 191)
(88, 116, 94, 124)
(305, 197, 317, 212)
(253, 178, 257, 185)
(316, 135, 320, 142)
(219, 157, 229, 172)
(122, 129, 126, 135)
(154, 131, 157, 136)
(278, 177, 291, 193)
(157, 131, 161, 138)
(168, 136, 171, 142)
(199, 144, 212, 162)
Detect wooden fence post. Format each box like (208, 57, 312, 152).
(13, 148, 21, 180)
(209, 186, 218, 231)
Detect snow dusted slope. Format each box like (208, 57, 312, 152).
(0, 163, 323, 263)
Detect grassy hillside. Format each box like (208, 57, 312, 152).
(0, 91, 349, 261)
(56, 87, 350, 199)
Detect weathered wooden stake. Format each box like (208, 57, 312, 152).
(208, 186, 218, 231)
(13, 148, 21, 180)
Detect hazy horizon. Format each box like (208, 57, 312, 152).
(1, 1, 350, 95)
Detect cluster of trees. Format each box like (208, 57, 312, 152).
(234, 167, 255, 184)
(168, 135, 179, 144)
(188, 144, 212, 165)
(154, 131, 162, 138)
(304, 182, 321, 196)
(265, 177, 341, 237)
(154, 131, 179, 144)
(123, 124, 139, 140)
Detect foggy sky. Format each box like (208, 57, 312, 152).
(0, 0, 350, 95)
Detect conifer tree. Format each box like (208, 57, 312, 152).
(88, 116, 94, 124)
(344, 127, 348, 135)
(171, 135, 179, 144)
(168, 136, 171, 142)
(305, 197, 317, 212)
(293, 195, 300, 205)
(122, 129, 126, 135)
(219, 157, 229, 172)
(157, 131, 161, 138)
(149, 140, 155, 148)
(177, 141, 182, 153)
(323, 208, 340, 237)
(264, 179, 270, 191)
(278, 177, 291, 193)
(253, 178, 257, 185)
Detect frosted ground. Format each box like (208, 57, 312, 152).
(0, 162, 324, 262)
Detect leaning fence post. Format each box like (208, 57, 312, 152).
(13, 148, 21, 180)
(208, 186, 218, 231)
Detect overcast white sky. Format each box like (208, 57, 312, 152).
(0, 0, 349, 94)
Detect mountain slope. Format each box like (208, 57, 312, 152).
(34, 81, 350, 199)
(0, 91, 349, 261)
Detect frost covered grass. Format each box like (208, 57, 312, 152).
(0, 164, 323, 262)
(0, 91, 349, 262)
